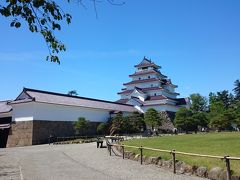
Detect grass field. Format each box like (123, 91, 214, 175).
(123, 132, 240, 175)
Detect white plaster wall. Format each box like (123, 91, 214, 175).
(129, 90, 146, 101)
(127, 82, 160, 89)
(137, 67, 153, 72)
(12, 103, 34, 122)
(132, 74, 157, 81)
(144, 99, 167, 105)
(146, 90, 163, 96)
(33, 102, 111, 122)
(12, 102, 114, 122)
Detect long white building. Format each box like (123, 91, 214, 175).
(0, 88, 136, 148)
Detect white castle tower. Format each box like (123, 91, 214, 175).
(116, 57, 189, 113)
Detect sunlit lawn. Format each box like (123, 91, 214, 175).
(123, 132, 240, 175)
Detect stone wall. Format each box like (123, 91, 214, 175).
(158, 111, 176, 133)
(32, 120, 75, 145)
(7, 121, 33, 147)
(32, 120, 101, 145)
(6, 120, 101, 147)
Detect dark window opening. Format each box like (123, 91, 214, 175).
(148, 76, 150, 79)
(154, 93, 157, 96)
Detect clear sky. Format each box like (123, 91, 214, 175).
(0, 0, 239, 101)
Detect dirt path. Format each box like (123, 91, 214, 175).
(0, 143, 205, 180)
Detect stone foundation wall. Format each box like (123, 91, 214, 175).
(158, 111, 176, 133)
(7, 121, 33, 147)
(6, 120, 101, 147)
(32, 120, 75, 145)
(32, 120, 101, 145)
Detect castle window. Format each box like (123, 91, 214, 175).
(154, 93, 157, 96)
(139, 77, 141, 80)
(151, 84, 153, 87)
(148, 76, 150, 79)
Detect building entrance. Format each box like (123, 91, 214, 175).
(0, 117, 12, 148)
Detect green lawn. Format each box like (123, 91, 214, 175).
(123, 132, 240, 175)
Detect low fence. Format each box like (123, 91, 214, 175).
(55, 135, 102, 143)
(106, 140, 240, 180)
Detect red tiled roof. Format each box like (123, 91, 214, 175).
(134, 58, 160, 68)
(141, 87, 163, 91)
(117, 90, 134, 95)
(115, 99, 129, 104)
(166, 82, 178, 88)
(123, 78, 160, 86)
(143, 103, 179, 107)
(135, 63, 160, 68)
(118, 87, 164, 95)
(161, 79, 178, 88)
(129, 70, 164, 77)
(176, 98, 189, 105)
(145, 95, 168, 101)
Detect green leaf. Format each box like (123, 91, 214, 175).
(14, 22, 21, 28)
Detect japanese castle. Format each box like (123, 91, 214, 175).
(116, 57, 189, 113)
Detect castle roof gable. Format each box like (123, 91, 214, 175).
(134, 57, 160, 68)
(10, 88, 136, 112)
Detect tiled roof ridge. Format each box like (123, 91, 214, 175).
(123, 77, 160, 85)
(129, 69, 166, 77)
(134, 57, 160, 68)
(0, 100, 12, 103)
(0, 100, 12, 114)
(22, 88, 134, 107)
(118, 87, 164, 95)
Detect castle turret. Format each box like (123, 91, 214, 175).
(116, 57, 189, 113)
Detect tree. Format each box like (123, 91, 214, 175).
(233, 79, 240, 100)
(144, 108, 162, 131)
(230, 100, 240, 128)
(68, 90, 78, 96)
(209, 91, 234, 109)
(192, 112, 209, 128)
(174, 108, 197, 133)
(0, 0, 124, 64)
(128, 111, 145, 133)
(190, 93, 208, 112)
(236, 113, 240, 128)
(97, 122, 107, 135)
(208, 100, 237, 131)
(109, 113, 123, 135)
(73, 117, 89, 135)
(210, 110, 236, 131)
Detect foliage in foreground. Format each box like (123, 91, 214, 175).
(0, 0, 124, 63)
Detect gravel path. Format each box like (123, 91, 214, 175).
(0, 143, 205, 180)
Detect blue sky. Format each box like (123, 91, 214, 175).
(0, 0, 239, 101)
